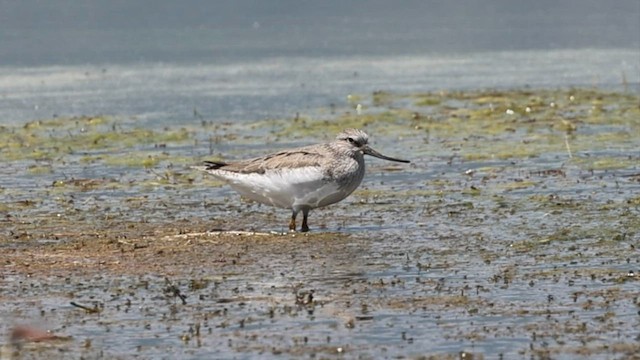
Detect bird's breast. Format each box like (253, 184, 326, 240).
(313, 156, 364, 207)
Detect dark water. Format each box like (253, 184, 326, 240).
(1, 0, 639, 66)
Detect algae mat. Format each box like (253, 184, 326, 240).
(1, 88, 639, 359)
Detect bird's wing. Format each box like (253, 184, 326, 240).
(203, 145, 332, 175)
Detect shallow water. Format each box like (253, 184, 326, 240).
(1, 48, 638, 127)
(2, 87, 639, 359)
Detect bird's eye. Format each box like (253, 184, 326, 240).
(347, 137, 356, 144)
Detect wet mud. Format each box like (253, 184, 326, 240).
(2, 88, 639, 359)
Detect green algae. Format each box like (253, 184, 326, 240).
(569, 157, 639, 171)
(1, 116, 194, 163)
(371, 90, 394, 107)
(498, 180, 538, 191)
(22, 115, 109, 129)
(103, 152, 167, 168)
(239, 88, 638, 167)
(249, 109, 418, 140)
(51, 178, 120, 191)
(413, 93, 443, 106)
(27, 164, 54, 175)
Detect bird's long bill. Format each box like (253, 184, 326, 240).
(362, 146, 410, 163)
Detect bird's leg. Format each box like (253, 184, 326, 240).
(301, 208, 310, 233)
(289, 210, 298, 232)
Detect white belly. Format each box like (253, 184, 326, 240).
(216, 165, 363, 210)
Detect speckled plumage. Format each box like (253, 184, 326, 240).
(193, 129, 409, 232)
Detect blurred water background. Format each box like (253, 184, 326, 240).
(0, 0, 638, 126)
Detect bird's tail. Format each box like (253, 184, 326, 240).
(191, 161, 228, 172)
(203, 161, 228, 170)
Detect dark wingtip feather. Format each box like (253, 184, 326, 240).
(203, 161, 228, 170)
